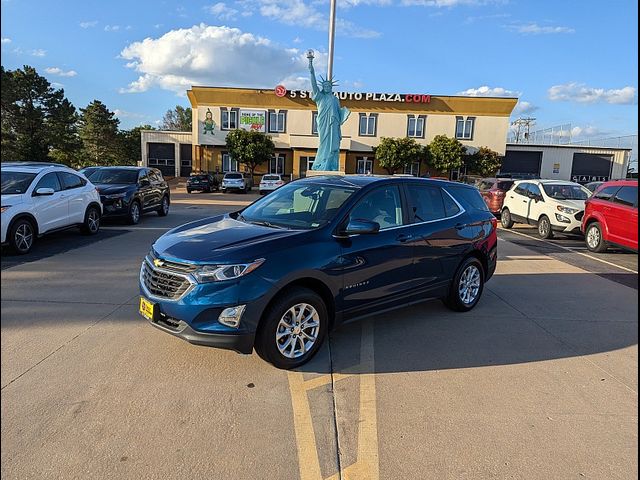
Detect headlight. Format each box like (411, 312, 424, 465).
(556, 205, 579, 214)
(105, 193, 127, 199)
(1, 206, 11, 213)
(193, 258, 265, 283)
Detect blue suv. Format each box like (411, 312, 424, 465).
(139, 175, 498, 369)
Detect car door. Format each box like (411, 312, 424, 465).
(507, 182, 531, 221)
(610, 186, 638, 248)
(138, 169, 154, 210)
(148, 170, 163, 206)
(57, 171, 87, 224)
(526, 183, 545, 224)
(338, 184, 416, 318)
(31, 172, 68, 232)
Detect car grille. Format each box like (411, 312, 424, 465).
(574, 211, 584, 221)
(148, 250, 198, 274)
(141, 251, 196, 300)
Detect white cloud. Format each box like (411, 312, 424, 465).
(79, 20, 98, 28)
(30, 49, 46, 57)
(457, 85, 520, 97)
(114, 109, 146, 119)
(570, 126, 607, 139)
(104, 25, 121, 32)
(1, 37, 11, 44)
(119, 24, 327, 94)
(548, 83, 637, 105)
(45, 67, 78, 77)
(206, 2, 239, 20)
(400, 0, 496, 6)
(513, 100, 538, 115)
(507, 23, 575, 34)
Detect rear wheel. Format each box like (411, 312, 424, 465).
(128, 200, 141, 225)
(256, 287, 328, 369)
(81, 205, 101, 235)
(585, 222, 607, 253)
(443, 257, 484, 312)
(500, 208, 514, 228)
(538, 215, 553, 239)
(9, 218, 36, 254)
(157, 195, 169, 217)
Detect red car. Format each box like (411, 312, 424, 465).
(581, 179, 638, 252)
(477, 178, 515, 215)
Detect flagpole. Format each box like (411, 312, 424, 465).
(327, 0, 336, 80)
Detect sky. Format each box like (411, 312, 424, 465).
(1, 0, 638, 146)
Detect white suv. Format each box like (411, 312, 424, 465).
(500, 179, 591, 239)
(258, 174, 286, 194)
(1, 162, 102, 254)
(221, 172, 251, 193)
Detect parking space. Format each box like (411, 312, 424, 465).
(1, 196, 637, 479)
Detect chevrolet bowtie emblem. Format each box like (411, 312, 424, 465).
(153, 258, 164, 268)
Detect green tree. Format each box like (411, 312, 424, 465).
(225, 129, 274, 181)
(373, 137, 425, 175)
(427, 135, 466, 174)
(466, 146, 502, 177)
(119, 124, 155, 164)
(78, 100, 123, 166)
(161, 105, 192, 131)
(47, 94, 82, 167)
(1, 66, 18, 160)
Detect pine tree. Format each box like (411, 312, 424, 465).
(78, 100, 122, 166)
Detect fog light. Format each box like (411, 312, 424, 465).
(555, 213, 571, 223)
(218, 305, 246, 328)
(114, 199, 123, 209)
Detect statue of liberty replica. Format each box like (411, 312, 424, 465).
(308, 50, 350, 171)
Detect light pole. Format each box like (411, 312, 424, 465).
(327, 0, 337, 80)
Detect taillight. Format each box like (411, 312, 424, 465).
(491, 217, 498, 230)
(276, 181, 284, 185)
(495, 191, 505, 196)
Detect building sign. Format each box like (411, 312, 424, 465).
(572, 175, 610, 183)
(198, 107, 217, 145)
(239, 109, 266, 132)
(553, 163, 560, 174)
(287, 90, 431, 103)
(274, 85, 287, 97)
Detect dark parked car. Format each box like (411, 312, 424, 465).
(138, 175, 498, 368)
(477, 178, 515, 215)
(187, 173, 219, 193)
(86, 167, 170, 224)
(584, 181, 604, 193)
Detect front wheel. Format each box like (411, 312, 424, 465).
(585, 222, 607, 253)
(157, 196, 169, 217)
(256, 287, 328, 369)
(538, 215, 553, 239)
(500, 208, 514, 228)
(128, 200, 141, 225)
(442, 257, 485, 312)
(81, 205, 101, 235)
(8, 218, 36, 254)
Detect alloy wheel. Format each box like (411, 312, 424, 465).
(87, 209, 100, 233)
(458, 265, 481, 305)
(15, 223, 33, 252)
(539, 218, 550, 237)
(162, 197, 169, 214)
(587, 225, 600, 249)
(131, 203, 140, 223)
(276, 303, 320, 359)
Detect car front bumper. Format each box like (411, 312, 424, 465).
(100, 196, 131, 217)
(551, 213, 583, 235)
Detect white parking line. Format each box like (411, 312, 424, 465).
(501, 228, 638, 274)
(101, 227, 170, 231)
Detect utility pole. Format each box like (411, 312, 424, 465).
(327, 0, 337, 80)
(511, 117, 536, 143)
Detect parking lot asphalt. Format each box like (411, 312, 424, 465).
(1, 193, 637, 480)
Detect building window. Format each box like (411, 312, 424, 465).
(407, 115, 426, 138)
(222, 153, 239, 172)
(270, 155, 285, 174)
(359, 113, 377, 136)
(455, 116, 475, 140)
(300, 156, 315, 177)
(311, 112, 318, 135)
(404, 162, 420, 176)
(268, 110, 287, 133)
(357, 157, 373, 174)
(222, 109, 238, 130)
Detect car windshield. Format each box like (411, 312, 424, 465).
(1, 171, 37, 194)
(87, 169, 139, 184)
(262, 175, 280, 181)
(225, 173, 243, 179)
(239, 182, 356, 229)
(542, 184, 590, 200)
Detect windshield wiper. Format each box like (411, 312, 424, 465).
(248, 220, 285, 229)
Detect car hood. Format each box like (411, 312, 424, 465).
(95, 184, 135, 195)
(1, 193, 25, 206)
(153, 215, 306, 264)
(552, 199, 586, 210)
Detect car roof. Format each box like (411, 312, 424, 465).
(514, 179, 582, 185)
(88, 166, 144, 171)
(1, 162, 76, 174)
(294, 174, 470, 189)
(602, 179, 638, 186)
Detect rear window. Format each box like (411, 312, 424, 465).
(263, 175, 280, 181)
(613, 186, 637, 207)
(497, 181, 514, 191)
(225, 173, 243, 179)
(191, 175, 208, 180)
(477, 180, 495, 191)
(446, 185, 490, 212)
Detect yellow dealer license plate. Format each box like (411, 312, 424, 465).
(139, 297, 155, 320)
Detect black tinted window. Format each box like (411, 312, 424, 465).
(406, 185, 446, 222)
(497, 181, 514, 191)
(349, 186, 404, 229)
(514, 183, 529, 196)
(442, 190, 461, 216)
(593, 186, 620, 201)
(477, 180, 495, 191)
(447, 186, 489, 212)
(35, 173, 62, 192)
(527, 184, 542, 197)
(613, 186, 637, 207)
(59, 172, 85, 189)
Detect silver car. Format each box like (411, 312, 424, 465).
(259, 174, 286, 195)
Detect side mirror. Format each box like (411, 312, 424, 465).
(34, 187, 55, 196)
(342, 219, 380, 236)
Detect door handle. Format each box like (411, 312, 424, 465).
(396, 233, 413, 242)
(522, 200, 527, 203)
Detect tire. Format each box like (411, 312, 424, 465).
(442, 257, 485, 312)
(187, 189, 192, 194)
(500, 208, 514, 228)
(585, 222, 607, 253)
(128, 200, 141, 225)
(80, 205, 101, 235)
(255, 287, 328, 369)
(8, 217, 36, 255)
(157, 195, 169, 217)
(538, 215, 554, 239)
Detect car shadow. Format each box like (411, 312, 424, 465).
(298, 272, 638, 376)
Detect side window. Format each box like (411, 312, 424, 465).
(153, 169, 165, 182)
(35, 172, 62, 192)
(139, 170, 150, 184)
(446, 186, 488, 212)
(528, 184, 542, 198)
(349, 186, 403, 230)
(442, 189, 461, 217)
(58, 172, 85, 190)
(148, 170, 161, 183)
(613, 186, 638, 207)
(514, 183, 529, 196)
(406, 185, 446, 222)
(593, 186, 620, 201)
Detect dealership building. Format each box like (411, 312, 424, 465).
(140, 85, 630, 183)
